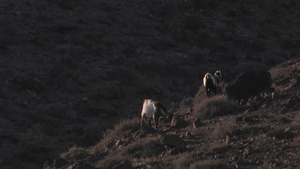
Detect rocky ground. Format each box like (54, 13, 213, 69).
(0, 0, 299, 168)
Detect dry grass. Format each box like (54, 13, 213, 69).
(95, 154, 126, 169)
(291, 137, 300, 147)
(208, 143, 229, 154)
(60, 145, 88, 160)
(293, 112, 300, 126)
(121, 139, 165, 158)
(174, 154, 195, 169)
(211, 117, 239, 139)
(194, 95, 237, 119)
(89, 117, 140, 153)
(190, 160, 227, 169)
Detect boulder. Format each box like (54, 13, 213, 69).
(226, 70, 272, 100)
(162, 135, 184, 147)
(170, 115, 188, 129)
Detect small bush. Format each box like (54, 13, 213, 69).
(60, 146, 88, 160)
(95, 155, 126, 169)
(211, 117, 239, 139)
(174, 154, 194, 169)
(193, 95, 237, 119)
(122, 139, 165, 158)
(90, 117, 140, 153)
(208, 143, 229, 153)
(294, 112, 300, 125)
(291, 137, 300, 147)
(190, 160, 227, 169)
(194, 86, 208, 105)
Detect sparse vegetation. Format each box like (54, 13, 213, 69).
(190, 160, 227, 169)
(208, 143, 229, 153)
(89, 117, 140, 153)
(292, 112, 300, 126)
(121, 139, 165, 158)
(174, 154, 195, 169)
(60, 146, 88, 160)
(211, 117, 239, 139)
(291, 137, 300, 147)
(95, 155, 126, 169)
(194, 95, 237, 119)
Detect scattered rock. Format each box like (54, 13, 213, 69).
(185, 131, 192, 138)
(162, 135, 184, 147)
(112, 160, 132, 169)
(105, 140, 115, 150)
(193, 118, 202, 128)
(115, 140, 124, 147)
(225, 135, 230, 145)
(226, 70, 272, 100)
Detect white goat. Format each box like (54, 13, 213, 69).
(140, 99, 170, 129)
(203, 70, 222, 97)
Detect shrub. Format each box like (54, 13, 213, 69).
(95, 155, 126, 169)
(60, 146, 88, 160)
(122, 139, 165, 158)
(294, 112, 300, 126)
(291, 136, 300, 147)
(193, 95, 237, 119)
(208, 143, 229, 153)
(90, 117, 140, 153)
(211, 117, 239, 139)
(174, 154, 195, 169)
(193, 87, 207, 106)
(190, 160, 227, 169)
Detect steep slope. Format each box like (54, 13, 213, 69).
(0, 0, 299, 168)
(48, 58, 300, 169)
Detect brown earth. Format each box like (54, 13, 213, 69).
(0, 0, 299, 168)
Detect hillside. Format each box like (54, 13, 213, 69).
(46, 58, 300, 169)
(0, 0, 299, 168)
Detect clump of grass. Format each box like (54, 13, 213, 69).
(194, 95, 237, 119)
(60, 146, 89, 160)
(122, 139, 165, 158)
(211, 117, 239, 139)
(89, 117, 140, 153)
(291, 136, 300, 147)
(293, 112, 300, 126)
(174, 154, 195, 169)
(194, 87, 207, 105)
(95, 155, 127, 169)
(190, 160, 227, 169)
(208, 143, 229, 153)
